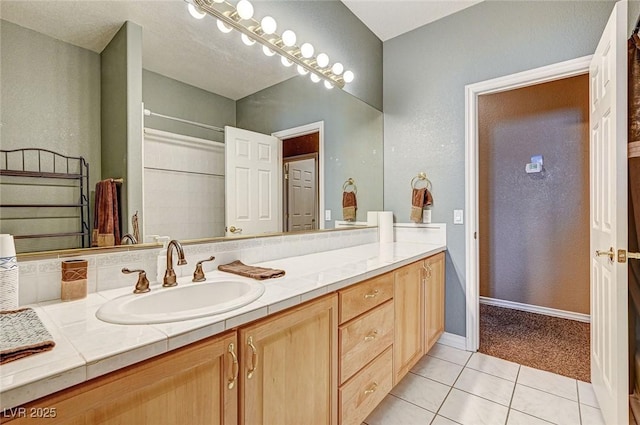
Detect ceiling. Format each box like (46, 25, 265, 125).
(0, 0, 481, 100)
(342, 0, 482, 42)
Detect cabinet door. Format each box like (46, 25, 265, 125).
(393, 261, 424, 385)
(239, 294, 338, 425)
(425, 252, 446, 353)
(5, 332, 238, 425)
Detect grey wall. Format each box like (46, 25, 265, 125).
(253, 0, 382, 111)
(383, 0, 615, 337)
(101, 21, 143, 235)
(0, 20, 101, 252)
(142, 70, 235, 143)
(237, 77, 384, 226)
(630, 0, 640, 35)
(0, 20, 101, 167)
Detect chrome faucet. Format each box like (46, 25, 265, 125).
(163, 240, 187, 287)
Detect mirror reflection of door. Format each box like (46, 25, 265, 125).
(284, 155, 318, 232)
(224, 126, 281, 237)
(282, 132, 320, 232)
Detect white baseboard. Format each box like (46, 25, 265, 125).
(480, 296, 590, 323)
(437, 332, 468, 350)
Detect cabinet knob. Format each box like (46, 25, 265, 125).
(364, 382, 378, 395)
(364, 330, 378, 342)
(363, 289, 379, 299)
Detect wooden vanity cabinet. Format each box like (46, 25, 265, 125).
(424, 252, 446, 353)
(238, 294, 338, 425)
(393, 261, 425, 384)
(2, 331, 238, 425)
(337, 272, 394, 425)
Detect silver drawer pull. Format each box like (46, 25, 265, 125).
(364, 330, 378, 342)
(364, 382, 378, 395)
(364, 289, 379, 299)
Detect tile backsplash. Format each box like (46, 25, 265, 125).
(18, 228, 378, 306)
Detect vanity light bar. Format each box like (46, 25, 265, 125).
(190, 0, 350, 89)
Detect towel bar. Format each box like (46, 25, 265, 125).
(411, 172, 432, 190)
(343, 177, 357, 193)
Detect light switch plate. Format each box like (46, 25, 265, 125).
(453, 209, 464, 224)
(325, 210, 331, 221)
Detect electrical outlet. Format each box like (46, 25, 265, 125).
(453, 209, 464, 224)
(325, 210, 331, 221)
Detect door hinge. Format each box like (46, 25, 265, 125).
(619, 249, 640, 263)
(474, 232, 477, 240)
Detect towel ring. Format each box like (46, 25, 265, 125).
(343, 178, 357, 194)
(410, 172, 432, 191)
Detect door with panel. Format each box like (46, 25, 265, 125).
(239, 295, 338, 425)
(393, 261, 424, 384)
(225, 126, 281, 236)
(589, 1, 629, 423)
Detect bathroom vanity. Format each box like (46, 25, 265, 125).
(0, 237, 445, 425)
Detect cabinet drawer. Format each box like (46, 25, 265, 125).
(339, 272, 393, 324)
(339, 347, 393, 425)
(339, 300, 393, 384)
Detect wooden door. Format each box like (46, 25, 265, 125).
(285, 156, 317, 232)
(425, 252, 445, 353)
(225, 126, 281, 236)
(239, 295, 338, 425)
(5, 332, 238, 425)
(393, 261, 424, 384)
(589, 1, 629, 423)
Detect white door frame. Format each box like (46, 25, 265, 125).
(464, 56, 593, 351)
(272, 121, 325, 230)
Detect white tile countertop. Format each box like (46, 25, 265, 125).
(0, 241, 445, 410)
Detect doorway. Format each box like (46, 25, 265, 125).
(476, 73, 591, 381)
(272, 121, 325, 232)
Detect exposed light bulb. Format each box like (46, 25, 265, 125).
(241, 33, 255, 46)
(261, 16, 277, 35)
(281, 56, 293, 67)
(263, 45, 275, 57)
(188, 3, 206, 19)
(300, 43, 314, 59)
(331, 62, 344, 75)
(324, 80, 334, 89)
(316, 53, 329, 68)
(297, 65, 308, 75)
(217, 19, 233, 33)
(213, 0, 225, 3)
(282, 30, 297, 47)
(343, 70, 354, 83)
(310, 73, 320, 83)
(236, 0, 254, 20)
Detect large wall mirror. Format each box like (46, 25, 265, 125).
(0, 0, 383, 254)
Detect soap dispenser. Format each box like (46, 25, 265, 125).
(149, 235, 171, 283)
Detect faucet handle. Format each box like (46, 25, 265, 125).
(193, 256, 216, 282)
(122, 268, 150, 294)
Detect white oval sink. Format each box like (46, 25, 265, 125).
(96, 278, 265, 325)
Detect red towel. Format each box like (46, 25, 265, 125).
(92, 180, 120, 246)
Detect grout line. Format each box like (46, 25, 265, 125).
(516, 381, 580, 403)
(509, 407, 560, 425)
(504, 364, 521, 425)
(576, 380, 583, 425)
(429, 352, 471, 424)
